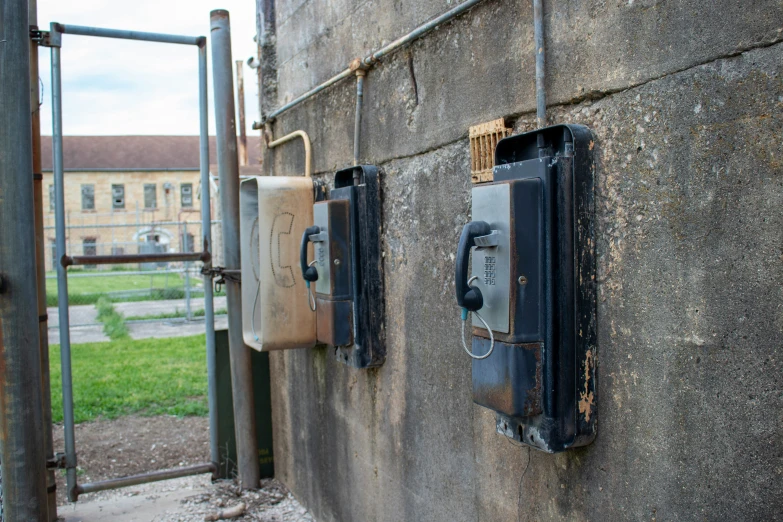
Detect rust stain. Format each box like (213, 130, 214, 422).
(578, 349, 595, 422)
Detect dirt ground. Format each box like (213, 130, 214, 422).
(53, 415, 313, 521)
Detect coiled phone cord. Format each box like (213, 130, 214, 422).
(306, 260, 317, 311)
(460, 276, 495, 360)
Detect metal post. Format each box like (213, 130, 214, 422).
(211, 9, 260, 490)
(236, 60, 248, 166)
(353, 70, 365, 171)
(199, 41, 220, 468)
(532, 0, 546, 128)
(0, 0, 49, 518)
(49, 22, 79, 503)
(29, 0, 58, 516)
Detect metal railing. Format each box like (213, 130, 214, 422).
(44, 21, 218, 502)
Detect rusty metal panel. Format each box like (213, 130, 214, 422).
(316, 298, 353, 347)
(472, 340, 542, 418)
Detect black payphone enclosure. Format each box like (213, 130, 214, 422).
(470, 124, 596, 453)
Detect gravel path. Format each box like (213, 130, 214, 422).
(55, 415, 313, 522)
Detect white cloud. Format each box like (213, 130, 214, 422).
(37, 0, 259, 136)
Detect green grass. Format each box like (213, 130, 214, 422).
(95, 297, 129, 340)
(49, 335, 208, 423)
(125, 308, 228, 321)
(47, 272, 190, 295)
(44, 271, 225, 306)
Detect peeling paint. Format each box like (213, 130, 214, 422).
(578, 349, 595, 422)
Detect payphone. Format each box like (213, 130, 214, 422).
(300, 165, 385, 369)
(455, 124, 597, 452)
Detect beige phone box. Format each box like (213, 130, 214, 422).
(240, 176, 316, 350)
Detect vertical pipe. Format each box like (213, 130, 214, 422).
(236, 60, 248, 166)
(353, 70, 365, 174)
(0, 0, 49, 518)
(198, 42, 219, 468)
(50, 35, 79, 502)
(29, 0, 58, 517)
(532, 0, 546, 128)
(210, 9, 260, 490)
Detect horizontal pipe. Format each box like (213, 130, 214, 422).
(266, 130, 312, 177)
(264, 0, 485, 121)
(44, 220, 221, 231)
(364, 0, 483, 65)
(266, 68, 354, 120)
(45, 268, 197, 279)
(53, 23, 204, 46)
(76, 463, 216, 496)
(63, 251, 209, 267)
(42, 168, 202, 173)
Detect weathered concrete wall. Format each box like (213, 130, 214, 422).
(263, 0, 783, 520)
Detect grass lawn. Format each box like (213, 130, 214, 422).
(46, 272, 191, 295)
(44, 271, 223, 306)
(49, 334, 208, 423)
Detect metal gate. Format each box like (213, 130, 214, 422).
(37, 22, 218, 502)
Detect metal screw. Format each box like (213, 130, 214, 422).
(334, 259, 341, 265)
(518, 275, 527, 285)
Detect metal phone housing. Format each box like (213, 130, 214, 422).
(464, 124, 596, 453)
(301, 165, 385, 368)
(240, 176, 316, 351)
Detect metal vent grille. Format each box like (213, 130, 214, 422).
(469, 118, 512, 183)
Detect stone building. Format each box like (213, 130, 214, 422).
(257, 0, 783, 521)
(40, 135, 259, 270)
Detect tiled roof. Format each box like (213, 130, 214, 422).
(41, 136, 262, 170)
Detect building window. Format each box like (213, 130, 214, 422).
(83, 237, 97, 268)
(181, 183, 193, 208)
(81, 184, 95, 211)
(181, 232, 195, 252)
(144, 184, 157, 209)
(49, 184, 55, 211)
(112, 184, 125, 210)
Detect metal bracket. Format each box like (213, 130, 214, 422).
(48, 453, 67, 469)
(32, 25, 60, 48)
(201, 266, 241, 292)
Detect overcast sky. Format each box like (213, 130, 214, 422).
(37, 0, 258, 136)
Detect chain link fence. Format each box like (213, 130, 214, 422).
(44, 212, 225, 326)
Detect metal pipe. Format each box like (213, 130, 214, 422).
(62, 250, 209, 267)
(198, 42, 219, 468)
(43, 219, 221, 230)
(29, 1, 58, 518)
(76, 463, 216, 495)
(265, 0, 484, 121)
(265, 130, 312, 177)
(53, 23, 204, 46)
(533, 0, 546, 127)
(353, 70, 365, 170)
(49, 32, 80, 503)
(364, 0, 483, 65)
(0, 1, 49, 518)
(266, 68, 354, 121)
(236, 60, 248, 166)
(211, 9, 260, 491)
(46, 268, 194, 279)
